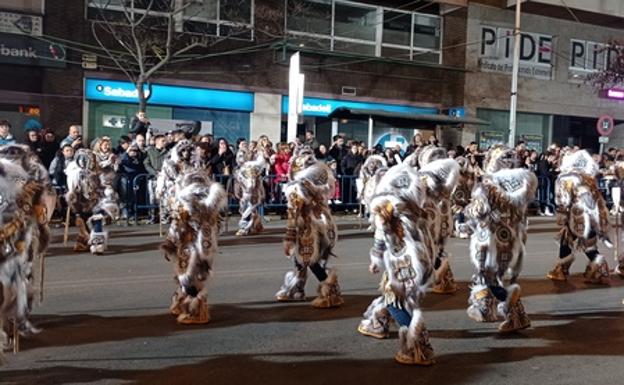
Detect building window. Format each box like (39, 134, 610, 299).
(86, 0, 254, 41)
(286, 0, 441, 64)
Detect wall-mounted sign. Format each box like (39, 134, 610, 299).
(282, 96, 438, 117)
(0, 32, 65, 68)
(568, 39, 619, 81)
(479, 25, 553, 80)
(0, 12, 42, 36)
(85, 78, 254, 111)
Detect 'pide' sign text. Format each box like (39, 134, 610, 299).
(479, 26, 553, 80)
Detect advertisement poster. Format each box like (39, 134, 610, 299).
(518, 134, 543, 153)
(479, 131, 505, 150)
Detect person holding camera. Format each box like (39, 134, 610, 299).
(60, 125, 83, 149)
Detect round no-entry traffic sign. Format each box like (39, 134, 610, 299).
(597, 115, 614, 136)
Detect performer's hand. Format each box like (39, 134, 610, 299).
(369, 263, 379, 274)
(284, 241, 295, 257)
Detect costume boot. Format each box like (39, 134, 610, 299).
(177, 297, 210, 325)
(431, 258, 458, 294)
(357, 296, 391, 339)
(497, 284, 531, 333)
(276, 270, 306, 302)
(583, 255, 610, 285)
(311, 270, 344, 308)
(467, 284, 498, 322)
(73, 217, 90, 252)
(547, 254, 574, 282)
(394, 311, 434, 366)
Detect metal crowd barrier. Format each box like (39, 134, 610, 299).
(126, 172, 575, 224)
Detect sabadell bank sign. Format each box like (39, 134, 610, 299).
(0, 32, 65, 68)
(95, 84, 151, 99)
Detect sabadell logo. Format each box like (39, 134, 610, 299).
(96, 84, 151, 99)
(302, 103, 331, 113)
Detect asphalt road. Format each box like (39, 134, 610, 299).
(1, 216, 624, 385)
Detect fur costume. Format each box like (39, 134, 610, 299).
(233, 156, 266, 236)
(451, 156, 477, 238)
(0, 145, 55, 354)
(93, 138, 120, 216)
(65, 149, 119, 254)
(611, 160, 624, 276)
(357, 163, 437, 365)
(275, 148, 343, 308)
(547, 150, 612, 284)
(418, 155, 460, 294)
(155, 140, 194, 223)
(463, 145, 537, 333)
(160, 170, 226, 324)
(356, 155, 388, 228)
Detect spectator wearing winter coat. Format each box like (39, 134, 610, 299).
(40, 129, 60, 169)
(210, 137, 235, 175)
(119, 144, 147, 222)
(0, 120, 15, 145)
(48, 144, 75, 192)
(341, 145, 364, 204)
(329, 135, 348, 174)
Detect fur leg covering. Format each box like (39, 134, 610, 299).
(311, 269, 344, 308)
(431, 258, 458, 294)
(583, 254, 610, 285)
(169, 288, 185, 316)
(467, 284, 498, 322)
(276, 269, 307, 302)
(88, 231, 108, 255)
(176, 296, 210, 325)
(74, 217, 90, 252)
(357, 296, 391, 339)
(497, 283, 530, 333)
(394, 310, 434, 366)
(547, 253, 575, 282)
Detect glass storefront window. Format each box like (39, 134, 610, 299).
(334, 40, 376, 56)
(382, 10, 411, 47)
(287, 0, 332, 35)
(337, 118, 369, 144)
(476, 108, 550, 153)
(286, 0, 441, 63)
(220, 0, 252, 24)
(334, 2, 377, 41)
(185, 0, 218, 20)
(413, 14, 440, 50)
(173, 108, 250, 145)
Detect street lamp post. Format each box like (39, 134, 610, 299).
(508, 0, 522, 147)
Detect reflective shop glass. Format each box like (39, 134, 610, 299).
(173, 108, 250, 144)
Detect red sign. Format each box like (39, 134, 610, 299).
(597, 115, 614, 136)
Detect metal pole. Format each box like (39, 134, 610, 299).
(508, 0, 522, 147)
(367, 115, 373, 149)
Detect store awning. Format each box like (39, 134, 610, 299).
(328, 107, 490, 126)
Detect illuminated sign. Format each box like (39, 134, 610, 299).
(85, 79, 254, 111)
(282, 96, 437, 117)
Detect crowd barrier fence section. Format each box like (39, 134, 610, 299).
(126, 172, 620, 223)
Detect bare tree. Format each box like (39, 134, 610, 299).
(587, 42, 624, 91)
(89, 0, 238, 111)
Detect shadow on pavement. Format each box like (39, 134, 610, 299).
(3, 309, 624, 385)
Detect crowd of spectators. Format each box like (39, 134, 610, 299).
(6, 112, 619, 222)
